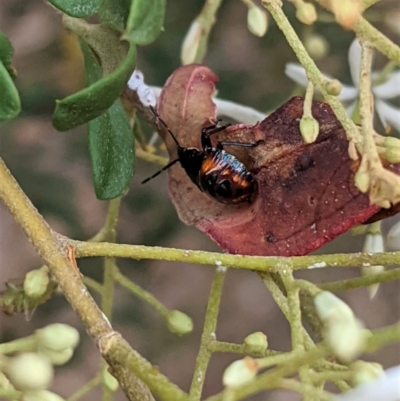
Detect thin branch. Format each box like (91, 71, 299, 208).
(189, 266, 227, 400)
(73, 241, 400, 272)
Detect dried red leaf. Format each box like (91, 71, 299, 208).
(157, 65, 400, 256)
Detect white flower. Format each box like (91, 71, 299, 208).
(285, 39, 400, 132)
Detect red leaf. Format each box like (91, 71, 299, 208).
(157, 65, 400, 256)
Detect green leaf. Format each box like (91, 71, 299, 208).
(0, 30, 16, 79)
(47, 0, 102, 18)
(99, 0, 131, 32)
(82, 40, 134, 199)
(0, 61, 21, 121)
(52, 42, 136, 131)
(125, 0, 166, 45)
(88, 100, 134, 199)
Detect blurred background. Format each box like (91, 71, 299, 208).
(0, 0, 399, 400)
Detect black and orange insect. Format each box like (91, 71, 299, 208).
(142, 106, 263, 204)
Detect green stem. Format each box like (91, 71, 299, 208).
(74, 241, 400, 272)
(0, 388, 21, 400)
(318, 267, 400, 292)
(0, 335, 38, 354)
(210, 341, 280, 358)
(112, 266, 170, 318)
(67, 376, 102, 401)
(82, 276, 104, 295)
(189, 267, 227, 400)
(366, 321, 400, 351)
(280, 379, 335, 401)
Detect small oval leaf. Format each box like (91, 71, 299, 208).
(88, 99, 134, 199)
(125, 0, 166, 45)
(0, 61, 21, 121)
(52, 43, 136, 131)
(0, 30, 16, 79)
(47, 0, 102, 18)
(82, 40, 134, 199)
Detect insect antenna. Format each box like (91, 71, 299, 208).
(141, 158, 180, 184)
(150, 105, 181, 148)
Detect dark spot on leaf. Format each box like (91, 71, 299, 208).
(295, 154, 315, 172)
(265, 232, 277, 243)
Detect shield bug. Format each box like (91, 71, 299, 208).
(142, 106, 263, 204)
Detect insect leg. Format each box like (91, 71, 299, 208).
(141, 158, 180, 184)
(201, 123, 231, 150)
(217, 139, 264, 150)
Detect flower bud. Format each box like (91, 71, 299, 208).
(362, 230, 384, 298)
(314, 291, 354, 323)
(166, 310, 193, 335)
(325, 317, 365, 361)
(243, 332, 268, 356)
(37, 345, 74, 366)
(304, 34, 329, 60)
(5, 353, 53, 391)
(383, 137, 400, 149)
(331, 0, 361, 29)
(36, 324, 79, 352)
(102, 368, 119, 392)
(351, 361, 384, 386)
(22, 390, 66, 401)
(354, 169, 370, 193)
(385, 147, 400, 163)
(247, 6, 268, 37)
(223, 357, 258, 388)
(295, 2, 317, 25)
(300, 116, 319, 143)
(181, 20, 202, 65)
(324, 79, 342, 96)
(314, 292, 366, 361)
(24, 269, 50, 298)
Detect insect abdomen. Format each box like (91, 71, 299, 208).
(198, 150, 257, 204)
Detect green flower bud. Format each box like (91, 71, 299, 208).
(37, 345, 74, 366)
(166, 310, 193, 335)
(332, 0, 361, 29)
(304, 34, 329, 60)
(351, 361, 384, 386)
(5, 353, 53, 391)
(24, 269, 50, 298)
(181, 20, 202, 65)
(223, 357, 258, 388)
(295, 2, 317, 25)
(385, 147, 400, 163)
(354, 169, 370, 193)
(383, 137, 400, 149)
(243, 332, 268, 356)
(247, 6, 268, 37)
(36, 324, 79, 352)
(22, 390, 66, 401)
(300, 116, 319, 143)
(102, 368, 119, 392)
(324, 79, 342, 96)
